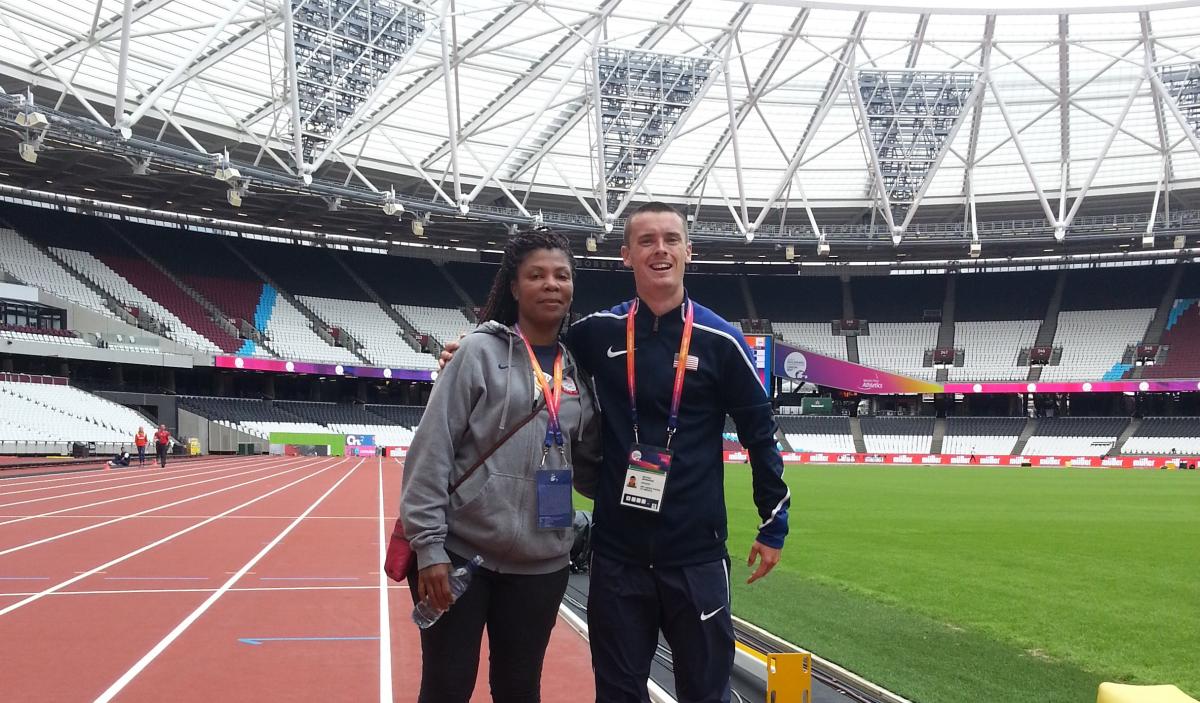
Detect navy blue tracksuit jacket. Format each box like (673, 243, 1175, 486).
(568, 294, 790, 568)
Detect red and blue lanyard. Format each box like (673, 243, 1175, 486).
(514, 326, 565, 460)
(626, 299, 694, 449)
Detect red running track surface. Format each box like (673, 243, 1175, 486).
(0, 455, 596, 702)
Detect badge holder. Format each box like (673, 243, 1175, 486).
(620, 443, 671, 513)
(536, 447, 573, 529)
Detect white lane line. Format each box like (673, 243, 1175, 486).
(0, 455, 261, 495)
(378, 455, 393, 703)
(0, 459, 272, 509)
(0, 584, 412, 597)
(0, 457, 314, 531)
(0, 458, 346, 617)
(92, 459, 365, 703)
(0, 514, 376, 520)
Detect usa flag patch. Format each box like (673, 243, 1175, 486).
(673, 354, 700, 371)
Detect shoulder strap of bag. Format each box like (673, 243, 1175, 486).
(447, 404, 543, 495)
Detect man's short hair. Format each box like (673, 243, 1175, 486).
(623, 201, 687, 245)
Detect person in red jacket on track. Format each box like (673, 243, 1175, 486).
(154, 424, 171, 468)
(134, 427, 148, 467)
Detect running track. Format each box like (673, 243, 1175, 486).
(0, 455, 594, 701)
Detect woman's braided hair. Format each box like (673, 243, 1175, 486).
(479, 229, 576, 327)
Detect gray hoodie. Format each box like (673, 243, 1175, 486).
(400, 321, 601, 575)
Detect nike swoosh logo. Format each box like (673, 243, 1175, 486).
(700, 607, 725, 621)
(606, 347, 628, 358)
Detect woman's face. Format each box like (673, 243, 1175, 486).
(510, 248, 573, 329)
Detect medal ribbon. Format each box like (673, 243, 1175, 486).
(626, 299, 694, 448)
(514, 326, 564, 449)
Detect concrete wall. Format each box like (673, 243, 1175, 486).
(178, 408, 266, 455)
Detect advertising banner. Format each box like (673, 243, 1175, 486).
(344, 434, 377, 457)
(725, 451, 1197, 469)
(268, 432, 346, 457)
(772, 341, 943, 395)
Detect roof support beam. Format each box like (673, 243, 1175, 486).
(1142, 12, 1175, 225)
(1058, 15, 1070, 226)
(959, 16, 994, 213)
(29, 0, 174, 74)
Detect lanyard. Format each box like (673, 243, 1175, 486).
(514, 327, 565, 455)
(626, 299, 694, 448)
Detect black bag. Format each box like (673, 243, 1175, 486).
(569, 510, 593, 574)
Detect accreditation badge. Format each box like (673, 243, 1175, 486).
(536, 467, 573, 529)
(620, 444, 671, 513)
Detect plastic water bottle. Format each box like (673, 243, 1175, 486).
(411, 556, 484, 629)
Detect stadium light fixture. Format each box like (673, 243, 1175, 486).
(586, 235, 598, 253)
(1053, 225, 1066, 242)
(213, 149, 240, 183)
(785, 245, 795, 261)
(969, 238, 981, 258)
(382, 187, 403, 217)
(816, 236, 830, 257)
(411, 216, 425, 237)
(890, 226, 904, 247)
(17, 140, 38, 164)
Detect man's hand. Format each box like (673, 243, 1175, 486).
(438, 339, 461, 370)
(418, 563, 453, 611)
(746, 541, 782, 584)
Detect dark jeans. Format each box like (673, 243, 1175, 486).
(156, 444, 167, 467)
(407, 553, 570, 703)
(137, 446, 146, 465)
(588, 552, 734, 703)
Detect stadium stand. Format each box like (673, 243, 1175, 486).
(0, 380, 151, 450)
(860, 416, 935, 453)
(365, 404, 426, 427)
(772, 322, 848, 359)
(1022, 417, 1128, 456)
(349, 254, 461, 308)
(394, 304, 475, 348)
(260, 295, 359, 364)
(949, 320, 1039, 381)
(176, 397, 422, 445)
(299, 296, 435, 369)
(0, 324, 89, 346)
(857, 322, 939, 380)
(1144, 271, 1200, 378)
(443, 261, 498, 306)
(0, 228, 116, 319)
(238, 240, 368, 302)
(1040, 309, 1154, 381)
(1121, 417, 1200, 455)
(52, 248, 222, 353)
(776, 415, 856, 453)
(942, 417, 1026, 455)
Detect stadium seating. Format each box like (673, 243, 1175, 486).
(177, 396, 424, 443)
(772, 322, 847, 359)
(0, 228, 115, 319)
(299, 296, 436, 369)
(776, 416, 855, 453)
(1040, 309, 1154, 381)
(942, 417, 1026, 455)
(365, 404, 425, 427)
(0, 381, 151, 448)
(1121, 417, 1200, 455)
(0, 325, 90, 346)
(52, 248, 222, 353)
(860, 416, 935, 453)
(949, 320, 1039, 381)
(261, 296, 359, 364)
(1023, 417, 1128, 456)
(1144, 298, 1200, 378)
(96, 252, 242, 353)
(394, 304, 476, 348)
(857, 323, 939, 380)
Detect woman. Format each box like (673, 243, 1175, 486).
(134, 427, 148, 467)
(400, 229, 600, 703)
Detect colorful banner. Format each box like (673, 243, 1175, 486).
(743, 334, 773, 391)
(725, 450, 1197, 470)
(215, 355, 435, 382)
(268, 431, 345, 457)
(772, 341, 943, 395)
(945, 380, 1200, 394)
(344, 434, 377, 457)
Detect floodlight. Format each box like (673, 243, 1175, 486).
(17, 141, 38, 164)
(784, 245, 795, 261)
(1142, 232, 1155, 249)
(411, 217, 425, 237)
(1053, 225, 1066, 242)
(745, 222, 757, 244)
(16, 111, 48, 129)
(586, 236, 598, 253)
(382, 188, 403, 216)
(891, 226, 903, 247)
(213, 149, 240, 182)
(227, 188, 242, 208)
(816, 238, 830, 256)
(969, 239, 981, 258)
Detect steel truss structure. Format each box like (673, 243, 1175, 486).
(1, 1, 1200, 260)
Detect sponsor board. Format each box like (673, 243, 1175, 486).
(863, 454, 885, 464)
(949, 455, 971, 464)
(980, 456, 1002, 465)
(809, 453, 829, 463)
(1132, 457, 1156, 467)
(721, 451, 1197, 469)
(892, 455, 913, 464)
(837, 454, 858, 463)
(921, 455, 941, 464)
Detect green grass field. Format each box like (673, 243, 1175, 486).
(716, 465, 1200, 703)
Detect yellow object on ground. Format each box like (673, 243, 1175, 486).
(766, 651, 812, 702)
(1098, 683, 1198, 703)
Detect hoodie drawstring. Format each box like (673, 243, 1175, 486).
(499, 333, 514, 430)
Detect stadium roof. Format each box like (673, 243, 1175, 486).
(1, 0, 1200, 261)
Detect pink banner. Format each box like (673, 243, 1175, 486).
(725, 451, 1196, 469)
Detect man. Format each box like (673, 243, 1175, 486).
(153, 424, 171, 468)
(108, 448, 131, 468)
(134, 426, 148, 467)
(441, 203, 790, 702)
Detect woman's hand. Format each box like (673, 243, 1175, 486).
(418, 563, 453, 611)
